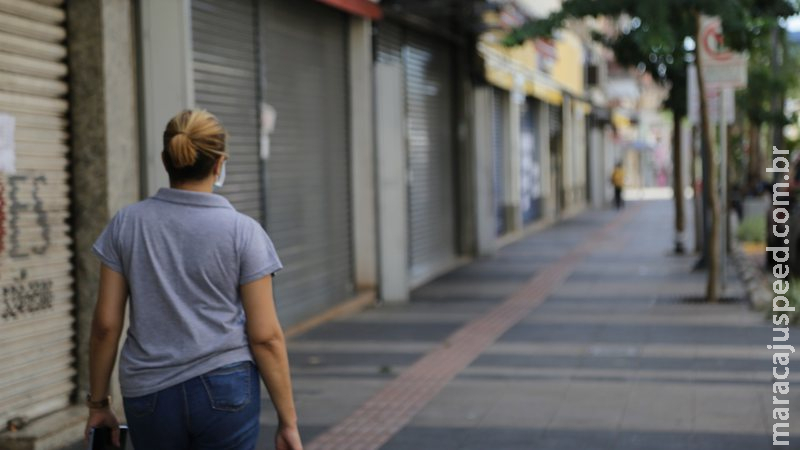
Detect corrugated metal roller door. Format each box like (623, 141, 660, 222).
(491, 88, 506, 236)
(0, 0, 75, 424)
(375, 21, 402, 65)
(261, 0, 352, 325)
(520, 98, 541, 223)
(192, 0, 262, 222)
(404, 31, 456, 284)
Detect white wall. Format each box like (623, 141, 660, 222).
(139, 0, 194, 195)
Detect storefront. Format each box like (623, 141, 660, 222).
(478, 28, 566, 224)
(491, 87, 509, 235)
(0, 0, 75, 426)
(375, 22, 459, 286)
(259, 0, 354, 323)
(188, 0, 381, 324)
(520, 98, 542, 223)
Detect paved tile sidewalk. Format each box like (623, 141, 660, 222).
(63, 200, 800, 450)
(272, 200, 800, 450)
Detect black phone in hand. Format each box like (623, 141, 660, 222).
(88, 426, 128, 450)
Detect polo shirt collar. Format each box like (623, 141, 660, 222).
(153, 188, 234, 209)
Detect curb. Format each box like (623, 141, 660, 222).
(730, 242, 771, 309)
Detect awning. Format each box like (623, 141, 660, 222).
(316, 0, 382, 20)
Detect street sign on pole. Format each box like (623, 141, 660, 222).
(698, 16, 747, 89)
(687, 64, 734, 126)
(696, 16, 747, 296)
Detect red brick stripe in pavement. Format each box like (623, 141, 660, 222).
(306, 206, 642, 450)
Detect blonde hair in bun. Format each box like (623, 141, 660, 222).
(169, 132, 196, 168)
(162, 109, 228, 180)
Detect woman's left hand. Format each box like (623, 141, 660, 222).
(84, 408, 122, 447)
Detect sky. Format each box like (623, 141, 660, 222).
(786, 14, 800, 31)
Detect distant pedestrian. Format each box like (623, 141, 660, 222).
(611, 161, 625, 209)
(84, 109, 303, 450)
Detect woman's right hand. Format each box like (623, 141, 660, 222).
(275, 424, 303, 450)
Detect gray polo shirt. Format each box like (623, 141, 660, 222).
(93, 188, 282, 397)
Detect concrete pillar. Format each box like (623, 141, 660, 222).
(589, 124, 604, 208)
(67, 0, 140, 415)
(507, 98, 522, 232)
(473, 87, 495, 256)
(375, 63, 409, 302)
(138, 0, 194, 195)
(604, 124, 616, 204)
(348, 17, 377, 290)
(561, 96, 573, 210)
(538, 101, 554, 221)
(455, 47, 477, 258)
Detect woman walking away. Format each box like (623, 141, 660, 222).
(84, 109, 303, 450)
(611, 161, 625, 210)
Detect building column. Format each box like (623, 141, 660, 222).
(67, 0, 140, 414)
(561, 96, 573, 211)
(138, 0, 194, 196)
(473, 87, 495, 255)
(375, 62, 409, 302)
(538, 101, 554, 220)
(348, 17, 377, 290)
(507, 97, 523, 232)
(589, 123, 604, 208)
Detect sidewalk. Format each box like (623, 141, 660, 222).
(265, 200, 800, 450)
(63, 200, 797, 450)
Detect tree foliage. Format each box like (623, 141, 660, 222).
(503, 0, 797, 120)
(502, 0, 797, 302)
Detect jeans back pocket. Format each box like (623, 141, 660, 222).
(123, 392, 158, 418)
(200, 361, 252, 412)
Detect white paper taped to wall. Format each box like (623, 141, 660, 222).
(0, 113, 15, 174)
(260, 103, 276, 160)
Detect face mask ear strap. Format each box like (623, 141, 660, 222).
(214, 160, 227, 188)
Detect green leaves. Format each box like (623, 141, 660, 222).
(502, 0, 798, 120)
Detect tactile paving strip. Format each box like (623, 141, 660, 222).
(306, 206, 641, 450)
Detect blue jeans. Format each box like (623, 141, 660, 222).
(123, 361, 261, 450)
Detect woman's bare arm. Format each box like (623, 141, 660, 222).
(85, 264, 128, 445)
(241, 275, 302, 450)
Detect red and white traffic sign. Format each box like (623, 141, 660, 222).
(698, 16, 747, 89)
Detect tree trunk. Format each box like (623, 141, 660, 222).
(696, 13, 720, 303)
(691, 126, 702, 253)
(747, 121, 761, 191)
(672, 111, 685, 253)
(769, 24, 784, 163)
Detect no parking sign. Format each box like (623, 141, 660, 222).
(698, 15, 747, 89)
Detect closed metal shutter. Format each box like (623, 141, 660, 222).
(404, 30, 456, 284)
(0, 0, 74, 424)
(261, 0, 352, 325)
(192, 0, 262, 221)
(520, 98, 541, 223)
(375, 21, 402, 65)
(491, 88, 506, 235)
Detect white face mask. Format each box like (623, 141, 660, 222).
(214, 161, 226, 188)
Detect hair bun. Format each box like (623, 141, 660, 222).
(169, 132, 197, 168)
